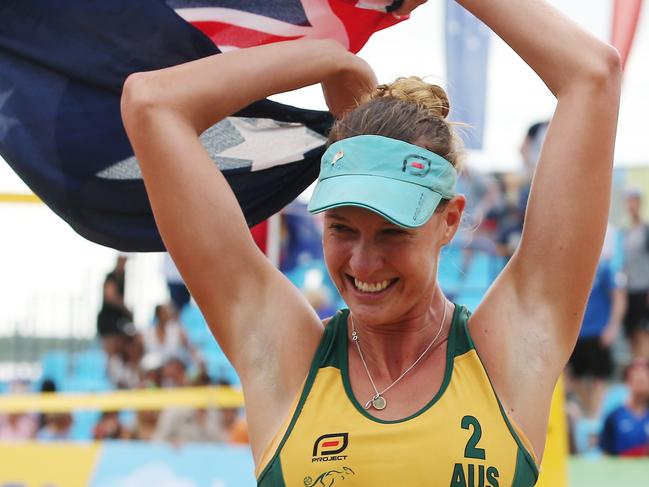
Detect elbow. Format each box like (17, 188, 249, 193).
(120, 71, 166, 134)
(583, 44, 622, 94)
(558, 44, 622, 100)
(597, 44, 622, 85)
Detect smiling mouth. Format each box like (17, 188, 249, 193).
(346, 274, 399, 294)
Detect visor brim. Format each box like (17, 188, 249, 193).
(307, 175, 444, 228)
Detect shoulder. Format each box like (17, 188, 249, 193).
(322, 309, 346, 328)
(604, 405, 627, 422)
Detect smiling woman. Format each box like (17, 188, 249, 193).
(120, 0, 620, 484)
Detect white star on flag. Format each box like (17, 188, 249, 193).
(217, 117, 325, 171)
(97, 117, 325, 180)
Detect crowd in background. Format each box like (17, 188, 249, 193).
(0, 254, 248, 445)
(92, 253, 248, 445)
(1, 121, 648, 456)
(564, 188, 649, 457)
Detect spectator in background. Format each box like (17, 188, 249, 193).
(160, 354, 188, 388)
(190, 360, 212, 386)
(568, 225, 627, 418)
(495, 203, 525, 262)
(518, 121, 549, 210)
(37, 379, 56, 430)
(93, 411, 129, 440)
(228, 414, 249, 445)
(97, 254, 134, 357)
(107, 326, 142, 389)
(130, 409, 160, 441)
(36, 412, 73, 441)
(153, 372, 232, 444)
(622, 189, 649, 358)
(496, 122, 549, 262)
(454, 165, 501, 275)
(153, 406, 228, 444)
(600, 359, 649, 456)
(0, 381, 37, 441)
(139, 351, 165, 388)
(0, 413, 37, 441)
(163, 253, 191, 312)
(143, 303, 200, 366)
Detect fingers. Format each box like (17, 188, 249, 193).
(391, 0, 428, 19)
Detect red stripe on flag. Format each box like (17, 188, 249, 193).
(322, 440, 340, 448)
(611, 0, 643, 71)
(250, 220, 268, 254)
(190, 21, 301, 48)
(328, 0, 402, 53)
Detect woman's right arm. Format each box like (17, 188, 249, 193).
(120, 40, 376, 457)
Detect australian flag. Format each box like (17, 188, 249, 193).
(0, 0, 402, 251)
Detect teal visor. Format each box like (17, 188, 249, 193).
(308, 135, 457, 227)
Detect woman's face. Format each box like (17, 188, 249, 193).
(628, 363, 649, 400)
(323, 198, 463, 326)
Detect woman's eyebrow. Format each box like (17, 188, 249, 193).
(326, 213, 349, 222)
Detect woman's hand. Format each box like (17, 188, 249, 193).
(600, 322, 620, 348)
(391, 0, 429, 19)
(321, 52, 377, 118)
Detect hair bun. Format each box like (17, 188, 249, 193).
(370, 77, 450, 119)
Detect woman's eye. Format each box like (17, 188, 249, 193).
(329, 223, 350, 232)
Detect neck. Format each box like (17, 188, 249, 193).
(628, 395, 648, 414)
(350, 290, 451, 382)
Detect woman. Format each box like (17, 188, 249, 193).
(622, 189, 649, 358)
(121, 0, 621, 484)
(142, 303, 199, 364)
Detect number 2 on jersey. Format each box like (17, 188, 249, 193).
(461, 415, 486, 460)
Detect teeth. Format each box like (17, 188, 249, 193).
(354, 278, 391, 293)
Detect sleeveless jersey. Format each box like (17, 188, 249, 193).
(256, 305, 539, 487)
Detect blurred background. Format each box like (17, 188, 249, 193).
(1, 1, 648, 486)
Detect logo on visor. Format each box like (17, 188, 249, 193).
(402, 155, 431, 177)
(331, 150, 345, 168)
(312, 433, 349, 462)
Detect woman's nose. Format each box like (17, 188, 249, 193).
(348, 239, 383, 278)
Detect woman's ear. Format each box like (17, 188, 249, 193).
(441, 195, 466, 245)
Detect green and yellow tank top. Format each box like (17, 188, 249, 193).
(256, 305, 539, 487)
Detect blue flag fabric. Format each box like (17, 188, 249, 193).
(444, 0, 490, 150)
(0, 0, 334, 251)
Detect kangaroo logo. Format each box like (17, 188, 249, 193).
(304, 467, 355, 487)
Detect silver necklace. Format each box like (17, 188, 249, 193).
(350, 300, 447, 411)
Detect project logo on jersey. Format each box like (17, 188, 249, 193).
(312, 433, 349, 462)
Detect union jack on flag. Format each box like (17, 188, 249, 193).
(0, 0, 404, 251)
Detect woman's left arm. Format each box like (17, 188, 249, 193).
(463, 0, 621, 456)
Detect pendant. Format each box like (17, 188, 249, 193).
(364, 394, 387, 410)
(372, 395, 387, 410)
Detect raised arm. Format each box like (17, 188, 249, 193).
(120, 39, 376, 459)
(462, 0, 621, 458)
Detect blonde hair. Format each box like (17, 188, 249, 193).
(328, 76, 464, 169)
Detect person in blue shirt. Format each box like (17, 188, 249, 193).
(569, 226, 627, 418)
(599, 359, 649, 456)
